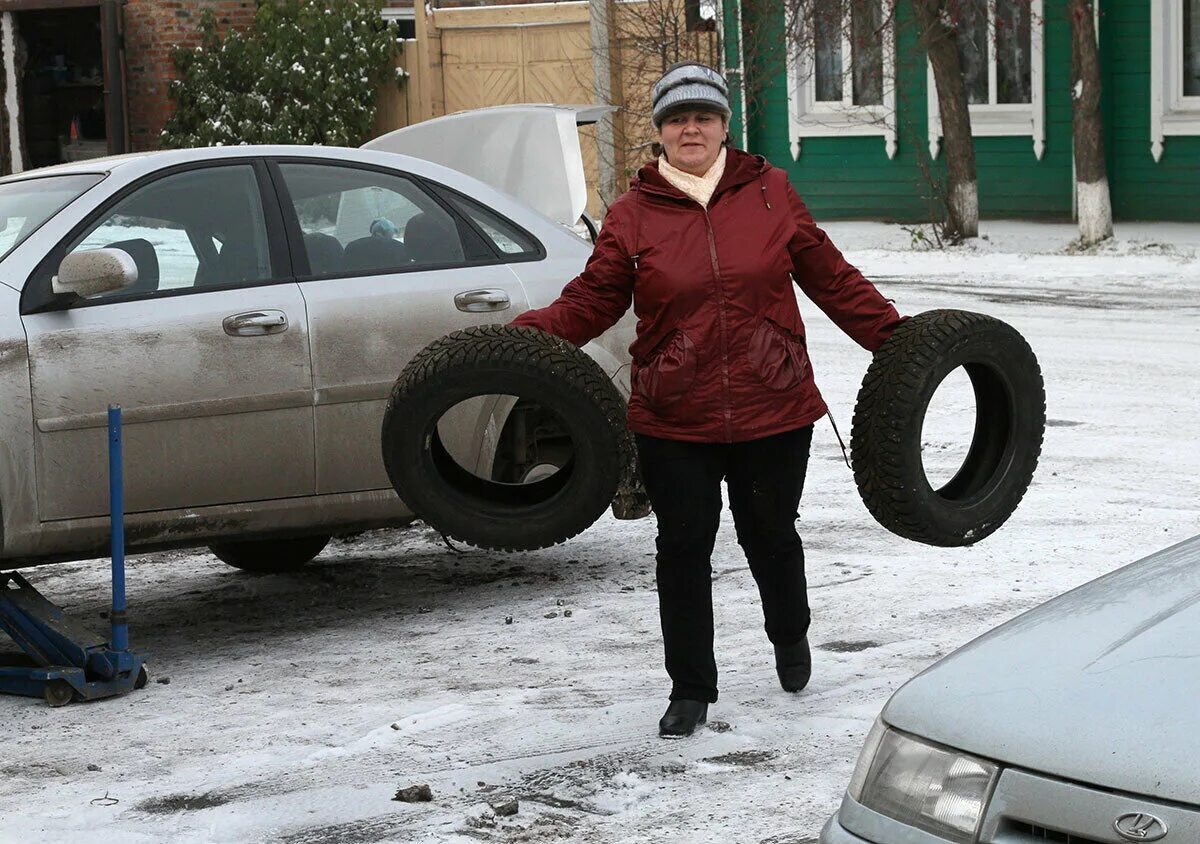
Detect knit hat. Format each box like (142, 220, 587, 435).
(651, 62, 732, 128)
(370, 217, 398, 238)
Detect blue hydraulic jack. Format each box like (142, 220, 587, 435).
(0, 406, 147, 706)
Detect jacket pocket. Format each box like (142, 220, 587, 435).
(633, 329, 697, 411)
(748, 317, 809, 391)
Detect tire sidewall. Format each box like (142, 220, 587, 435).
(382, 340, 626, 550)
(907, 327, 1043, 538)
(853, 310, 1046, 546)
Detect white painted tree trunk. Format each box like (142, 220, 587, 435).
(913, 0, 979, 242)
(1070, 0, 1111, 247)
(1076, 178, 1113, 246)
(950, 181, 979, 239)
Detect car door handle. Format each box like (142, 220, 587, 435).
(223, 310, 289, 336)
(454, 289, 511, 313)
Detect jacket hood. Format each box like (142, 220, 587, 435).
(632, 147, 770, 200)
(882, 533, 1200, 805)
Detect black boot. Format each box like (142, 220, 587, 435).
(774, 637, 811, 693)
(658, 699, 708, 737)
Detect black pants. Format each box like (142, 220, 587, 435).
(635, 425, 814, 703)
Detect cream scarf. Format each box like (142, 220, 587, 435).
(657, 146, 727, 207)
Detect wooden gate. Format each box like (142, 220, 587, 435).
(378, 1, 719, 216)
(429, 3, 601, 214)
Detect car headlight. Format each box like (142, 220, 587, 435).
(847, 721, 998, 843)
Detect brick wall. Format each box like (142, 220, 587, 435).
(124, 0, 256, 151)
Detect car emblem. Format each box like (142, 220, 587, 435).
(1113, 812, 1168, 842)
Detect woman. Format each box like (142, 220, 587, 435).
(511, 62, 904, 737)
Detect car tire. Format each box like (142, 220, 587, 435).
(381, 325, 631, 551)
(209, 535, 331, 573)
(850, 309, 1045, 546)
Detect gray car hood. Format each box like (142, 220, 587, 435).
(883, 534, 1200, 805)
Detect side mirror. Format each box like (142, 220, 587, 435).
(53, 248, 138, 298)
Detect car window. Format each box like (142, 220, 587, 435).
(74, 215, 200, 292)
(276, 162, 488, 277)
(54, 164, 272, 301)
(0, 174, 104, 260)
(435, 188, 540, 257)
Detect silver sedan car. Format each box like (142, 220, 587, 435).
(822, 533, 1200, 844)
(0, 106, 634, 572)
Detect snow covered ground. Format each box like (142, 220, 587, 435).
(2, 220, 1198, 844)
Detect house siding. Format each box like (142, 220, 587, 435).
(748, 0, 941, 222)
(1104, 0, 1200, 220)
(745, 0, 1199, 222)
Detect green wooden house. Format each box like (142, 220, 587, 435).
(721, 0, 1200, 221)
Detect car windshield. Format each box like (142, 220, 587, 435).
(0, 173, 105, 260)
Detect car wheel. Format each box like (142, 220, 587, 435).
(209, 535, 331, 573)
(381, 325, 631, 551)
(850, 309, 1046, 546)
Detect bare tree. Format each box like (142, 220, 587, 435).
(591, 0, 619, 207)
(1067, 0, 1111, 245)
(571, 0, 721, 207)
(777, 0, 978, 240)
(608, 0, 1056, 247)
(910, 0, 978, 239)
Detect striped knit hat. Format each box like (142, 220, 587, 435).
(651, 62, 732, 128)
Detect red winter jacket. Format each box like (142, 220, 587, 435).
(512, 148, 902, 443)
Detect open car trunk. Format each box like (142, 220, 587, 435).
(362, 104, 611, 229)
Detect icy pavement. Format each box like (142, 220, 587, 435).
(2, 221, 1199, 843)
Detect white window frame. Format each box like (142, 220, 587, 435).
(1151, 0, 1200, 162)
(787, 1, 897, 161)
(927, 0, 1045, 161)
(381, 6, 415, 23)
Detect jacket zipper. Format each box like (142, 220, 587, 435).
(639, 172, 767, 442)
(701, 206, 734, 442)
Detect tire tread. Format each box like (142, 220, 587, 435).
(850, 309, 1046, 546)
